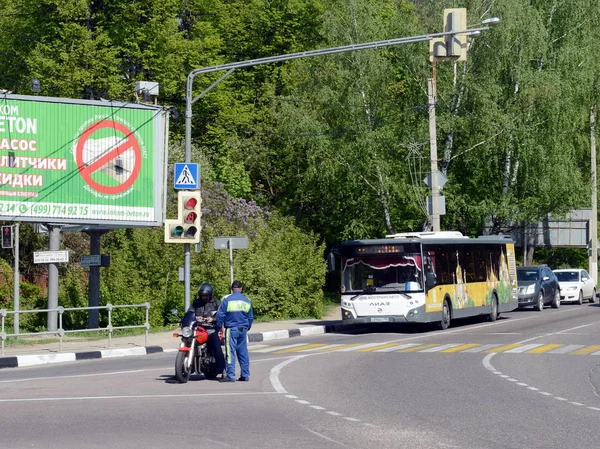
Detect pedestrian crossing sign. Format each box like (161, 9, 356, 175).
(174, 163, 200, 190)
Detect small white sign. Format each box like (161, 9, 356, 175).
(80, 255, 101, 267)
(34, 250, 70, 264)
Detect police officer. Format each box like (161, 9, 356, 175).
(215, 280, 254, 382)
(188, 282, 225, 377)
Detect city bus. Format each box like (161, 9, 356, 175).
(337, 231, 518, 329)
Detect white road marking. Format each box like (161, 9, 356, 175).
(548, 345, 584, 354)
(0, 392, 278, 403)
(251, 343, 306, 353)
(482, 353, 600, 412)
(303, 427, 351, 447)
(374, 343, 420, 352)
(334, 343, 390, 352)
(503, 344, 543, 353)
(461, 344, 502, 353)
(419, 343, 462, 352)
(269, 355, 308, 394)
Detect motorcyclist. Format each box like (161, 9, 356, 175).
(187, 282, 226, 377)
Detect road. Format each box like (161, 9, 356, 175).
(1, 303, 599, 449)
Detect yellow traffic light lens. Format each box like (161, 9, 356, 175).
(184, 212, 197, 223)
(185, 226, 197, 238)
(184, 197, 198, 209)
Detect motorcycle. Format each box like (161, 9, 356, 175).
(174, 311, 223, 383)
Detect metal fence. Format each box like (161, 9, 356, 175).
(0, 303, 150, 355)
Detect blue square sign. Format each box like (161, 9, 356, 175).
(174, 163, 199, 189)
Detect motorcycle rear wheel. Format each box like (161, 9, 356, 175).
(175, 351, 192, 383)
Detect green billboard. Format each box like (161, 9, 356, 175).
(0, 95, 168, 226)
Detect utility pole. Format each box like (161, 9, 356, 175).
(590, 103, 597, 286)
(428, 75, 441, 231)
(427, 8, 472, 231)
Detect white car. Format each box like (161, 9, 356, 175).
(553, 269, 596, 304)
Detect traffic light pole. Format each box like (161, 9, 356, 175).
(183, 17, 497, 306)
(13, 223, 19, 334)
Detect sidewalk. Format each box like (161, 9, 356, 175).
(0, 307, 351, 370)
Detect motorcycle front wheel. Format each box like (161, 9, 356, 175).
(174, 351, 192, 383)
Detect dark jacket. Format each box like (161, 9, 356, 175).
(188, 296, 221, 319)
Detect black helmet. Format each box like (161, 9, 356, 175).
(197, 282, 214, 300)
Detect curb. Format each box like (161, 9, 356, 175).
(0, 323, 361, 369)
(0, 345, 166, 369)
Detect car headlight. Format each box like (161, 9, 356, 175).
(181, 326, 193, 338)
(525, 284, 535, 294)
(566, 286, 577, 291)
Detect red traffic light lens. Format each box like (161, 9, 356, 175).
(184, 212, 197, 223)
(184, 197, 198, 209)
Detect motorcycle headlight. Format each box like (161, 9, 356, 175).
(181, 326, 193, 338)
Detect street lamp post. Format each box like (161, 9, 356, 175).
(181, 14, 499, 309)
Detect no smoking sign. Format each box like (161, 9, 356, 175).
(75, 120, 142, 195)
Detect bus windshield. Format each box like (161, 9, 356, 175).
(342, 253, 423, 293)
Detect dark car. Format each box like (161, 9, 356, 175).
(517, 265, 561, 311)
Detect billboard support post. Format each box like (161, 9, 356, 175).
(47, 225, 61, 332)
(13, 223, 19, 334)
(86, 230, 107, 329)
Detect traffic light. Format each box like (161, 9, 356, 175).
(2, 225, 13, 249)
(164, 191, 202, 243)
(444, 8, 467, 60)
(429, 8, 467, 62)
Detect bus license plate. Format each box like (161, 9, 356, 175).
(371, 317, 390, 322)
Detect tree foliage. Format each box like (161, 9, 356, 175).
(1, 0, 599, 326)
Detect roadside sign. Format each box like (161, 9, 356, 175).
(214, 236, 248, 285)
(34, 250, 69, 264)
(423, 172, 448, 189)
(80, 255, 101, 267)
(174, 163, 199, 189)
(0, 94, 168, 227)
(75, 120, 142, 195)
(214, 236, 248, 249)
(427, 195, 447, 215)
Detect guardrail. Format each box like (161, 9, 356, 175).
(0, 303, 150, 356)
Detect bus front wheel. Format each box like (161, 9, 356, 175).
(438, 299, 451, 330)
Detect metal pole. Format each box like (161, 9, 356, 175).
(13, 223, 19, 334)
(590, 103, 598, 286)
(87, 231, 102, 328)
(229, 239, 234, 286)
(182, 18, 496, 289)
(428, 76, 441, 232)
(47, 225, 61, 332)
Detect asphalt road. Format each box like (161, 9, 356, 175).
(1, 303, 599, 449)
